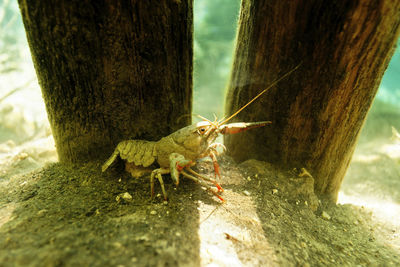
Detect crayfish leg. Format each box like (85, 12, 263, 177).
(150, 168, 170, 201)
(187, 167, 224, 193)
(209, 151, 221, 180)
(181, 170, 225, 202)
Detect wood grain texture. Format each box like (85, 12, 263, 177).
(225, 0, 400, 201)
(18, 0, 193, 162)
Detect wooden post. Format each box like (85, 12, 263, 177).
(19, 0, 193, 162)
(225, 0, 400, 201)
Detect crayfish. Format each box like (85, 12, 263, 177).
(102, 66, 299, 201)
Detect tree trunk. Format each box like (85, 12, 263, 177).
(225, 0, 400, 202)
(18, 0, 193, 162)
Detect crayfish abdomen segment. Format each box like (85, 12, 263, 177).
(117, 140, 157, 167)
(101, 139, 157, 173)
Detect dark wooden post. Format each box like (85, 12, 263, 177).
(225, 0, 400, 201)
(19, 0, 193, 162)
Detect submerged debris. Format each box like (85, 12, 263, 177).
(321, 211, 331, 220)
(116, 192, 133, 203)
(150, 210, 157, 215)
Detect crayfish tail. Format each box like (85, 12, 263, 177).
(101, 150, 119, 172)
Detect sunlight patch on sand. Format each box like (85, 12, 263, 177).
(0, 203, 16, 228)
(338, 192, 400, 227)
(198, 190, 277, 267)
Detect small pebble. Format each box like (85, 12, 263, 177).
(37, 209, 48, 216)
(137, 235, 149, 241)
(243, 190, 251, 196)
(113, 242, 123, 249)
(6, 140, 16, 148)
(121, 192, 133, 201)
(17, 152, 28, 160)
(322, 211, 331, 220)
(298, 168, 312, 178)
(150, 210, 157, 215)
(116, 192, 133, 202)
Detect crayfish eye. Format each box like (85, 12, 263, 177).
(196, 126, 209, 136)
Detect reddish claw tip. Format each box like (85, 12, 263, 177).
(213, 182, 224, 193)
(216, 194, 225, 203)
(176, 163, 184, 172)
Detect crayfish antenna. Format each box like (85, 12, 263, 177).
(196, 114, 218, 128)
(217, 116, 227, 125)
(220, 63, 302, 126)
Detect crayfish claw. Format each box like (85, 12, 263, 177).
(169, 153, 195, 185)
(218, 121, 271, 135)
